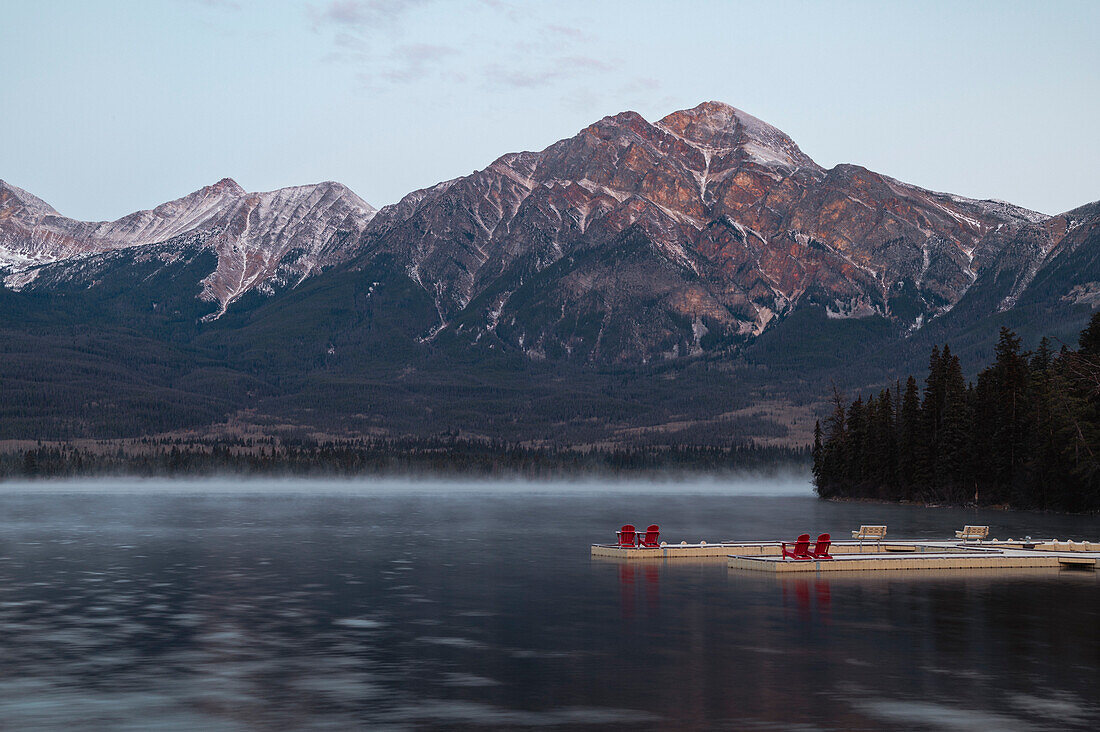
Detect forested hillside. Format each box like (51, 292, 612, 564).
(813, 315, 1100, 512)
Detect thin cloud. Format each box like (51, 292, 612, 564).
(333, 31, 366, 50)
(379, 43, 460, 83)
(476, 0, 522, 21)
(313, 0, 446, 75)
(559, 55, 614, 73)
(483, 55, 617, 90)
(484, 65, 563, 89)
(353, 44, 464, 89)
(619, 76, 663, 94)
(317, 0, 433, 29)
(511, 23, 591, 55)
(178, 0, 243, 9)
(545, 24, 588, 41)
(314, 0, 635, 95)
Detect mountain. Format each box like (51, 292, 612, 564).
(0, 178, 376, 319)
(353, 101, 1058, 363)
(0, 102, 1096, 444)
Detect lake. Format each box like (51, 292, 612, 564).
(0, 475, 1097, 730)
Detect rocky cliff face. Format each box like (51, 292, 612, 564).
(0, 178, 376, 317)
(355, 101, 1059, 362)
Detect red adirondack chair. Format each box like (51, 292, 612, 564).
(616, 524, 637, 548)
(810, 533, 833, 559)
(781, 533, 812, 560)
(638, 524, 660, 547)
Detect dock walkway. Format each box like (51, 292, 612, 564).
(592, 538, 1100, 574)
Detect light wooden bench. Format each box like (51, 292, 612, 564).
(955, 525, 990, 542)
(851, 525, 887, 545)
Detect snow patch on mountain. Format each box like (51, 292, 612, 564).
(654, 101, 819, 172)
(1, 178, 376, 317)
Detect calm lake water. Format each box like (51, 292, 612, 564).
(0, 475, 1097, 730)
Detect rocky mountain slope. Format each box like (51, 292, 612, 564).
(352, 101, 1065, 362)
(0, 177, 376, 318)
(2, 103, 1089, 349)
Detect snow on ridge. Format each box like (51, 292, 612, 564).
(0, 179, 61, 216)
(2, 178, 379, 316)
(879, 173, 1048, 228)
(191, 182, 378, 317)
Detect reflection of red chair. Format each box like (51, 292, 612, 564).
(782, 533, 812, 560)
(619, 564, 635, 619)
(616, 524, 637, 548)
(794, 579, 811, 618)
(810, 533, 833, 559)
(638, 524, 660, 547)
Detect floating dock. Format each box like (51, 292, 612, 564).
(729, 548, 1097, 573)
(592, 538, 1099, 574)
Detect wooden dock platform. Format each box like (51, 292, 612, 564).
(728, 551, 1097, 573)
(592, 541, 775, 560)
(592, 537, 1099, 574)
(593, 540, 1009, 561)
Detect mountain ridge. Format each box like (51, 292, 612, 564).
(0, 177, 377, 315)
(0, 101, 1097, 444)
(341, 101, 1077, 364)
(2, 102, 1093, 349)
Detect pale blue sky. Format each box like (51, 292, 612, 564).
(2, 0, 1096, 220)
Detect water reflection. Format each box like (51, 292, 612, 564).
(0, 481, 1097, 729)
(780, 578, 832, 623)
(617, 563, 660, 620)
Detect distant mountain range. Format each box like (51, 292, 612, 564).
(2, 102, 1097, 444)
(1, 177, 375, 319)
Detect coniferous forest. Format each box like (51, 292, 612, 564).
(813, 313, 1100, 512)
(0, 437, 808, 481)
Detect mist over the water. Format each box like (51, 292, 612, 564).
(0, 471, 816, 497)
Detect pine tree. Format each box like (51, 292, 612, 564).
(922, 344, 953, 471)
(937, 353, 973, 503)
(1028, 344, 1068, 509)
(816, 389, 848, 497)
(987, 328, 1031, 504)
(846, 396, 866, 489)
(861, 394, 878, 487)
(1078, 311, 1100, 356)
(811, 420, 824, 483)
(1055, 317, 1100, 506)
(872, 387, 898, 496)
(897, 375, 923, 490)
(23, 450, 38, 476)
(1032, 336, 1053, 373)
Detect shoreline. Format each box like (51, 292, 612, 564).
(822, 494, 1100, 517)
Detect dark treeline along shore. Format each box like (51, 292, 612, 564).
(0, 437, 808, 480)
(813, 314, 1100, 513)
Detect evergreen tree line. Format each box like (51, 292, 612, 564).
(812, 314, 1100, 512)
(1, 436, 809, 480)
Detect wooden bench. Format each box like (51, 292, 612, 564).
(851, 525, 887, 545)
(955, 525, 990, 542)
